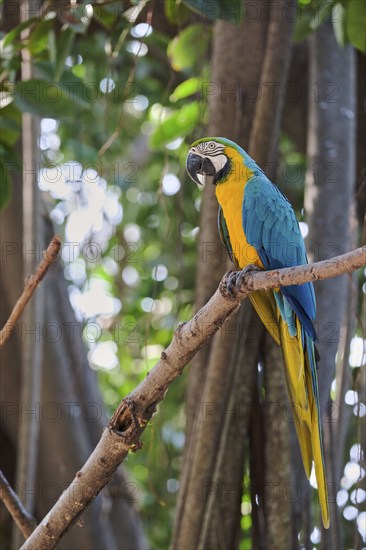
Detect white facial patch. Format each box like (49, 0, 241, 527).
(196, 173, 206, 186)
(210, 154, 227, 174)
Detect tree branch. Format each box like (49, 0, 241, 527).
(0, 469, 37, 538)
(0, 235, 61, 348)
(20, 246, 365, 550)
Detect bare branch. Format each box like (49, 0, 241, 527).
(0, 469, 37, 538)
(20, 246, 365, 550)
(0, 235, 61, 348)
(229, 245, 365, 295)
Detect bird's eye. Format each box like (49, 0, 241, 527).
(209, 142, 215, 149)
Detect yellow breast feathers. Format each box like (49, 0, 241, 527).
(215, 148, 263, 269)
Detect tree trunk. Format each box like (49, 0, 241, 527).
(174, 6, 267, 547)
(12, 4, 44, 547)
(305, 17, 356, 549)
(174, 1, 298, 548)
(184, 0, 271, 435)
(355, 51, 366, 233)
(247, 1, 298, 546)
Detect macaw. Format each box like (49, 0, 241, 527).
(186, 136, 329, 529)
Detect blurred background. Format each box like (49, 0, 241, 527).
(0, 0, 365, 548)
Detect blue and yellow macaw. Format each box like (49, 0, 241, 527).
(186, 137, 329, 529)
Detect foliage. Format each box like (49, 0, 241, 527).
(295, 0, 366, 52)
(181, 0, 243, 24)
(1, 1, 365, 548)
(0, 1, 209, 546)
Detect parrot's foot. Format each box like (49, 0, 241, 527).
(221, 265, 262, 298)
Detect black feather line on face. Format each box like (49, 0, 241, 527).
(214, 157, 231, 185)
(206, 150, 225, 157)
(201, 157, 217, 176)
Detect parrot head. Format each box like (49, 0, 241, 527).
(186, 137, 234, 187)
(186, 137, 256, 187)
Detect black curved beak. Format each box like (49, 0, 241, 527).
(186, 152, 216, 186)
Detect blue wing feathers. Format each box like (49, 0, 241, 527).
(243, 174, 317, 340)
(256, 199, 271, 220)
(247, 209, 263, 246)
(283, 288, 317, 341)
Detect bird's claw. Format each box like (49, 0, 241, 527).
(236, 264, 262, 289)
(221, 265, 262, 298)
(224, 271, 239, 298)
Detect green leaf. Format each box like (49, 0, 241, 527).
(0, 118, 20, 147)
(164, 0, 190, 24)
(35, 62, 94, 108)
(167, 24, 209, 72)
(71, 64, 86, 79)
(0, 142, 21, 170)
(48, 29, 57, 65)
(28, 19, 53, 55)
(182, 0, 242, 23)
(165, 0, 177, 23)
(92, 5, 118, 30)
(346, 0, 366, 52)
(0, 103, 21, 147)
(3, 17, 38, 47)
(14, 79, 88, 119)
(0, 160, 11, 209)
(332, 3, 347, 46)
(170, 77, 203, 102)
(54, 28, 75, 81)
(149, 102, 201, 148)
(294, 0, 334, 41)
